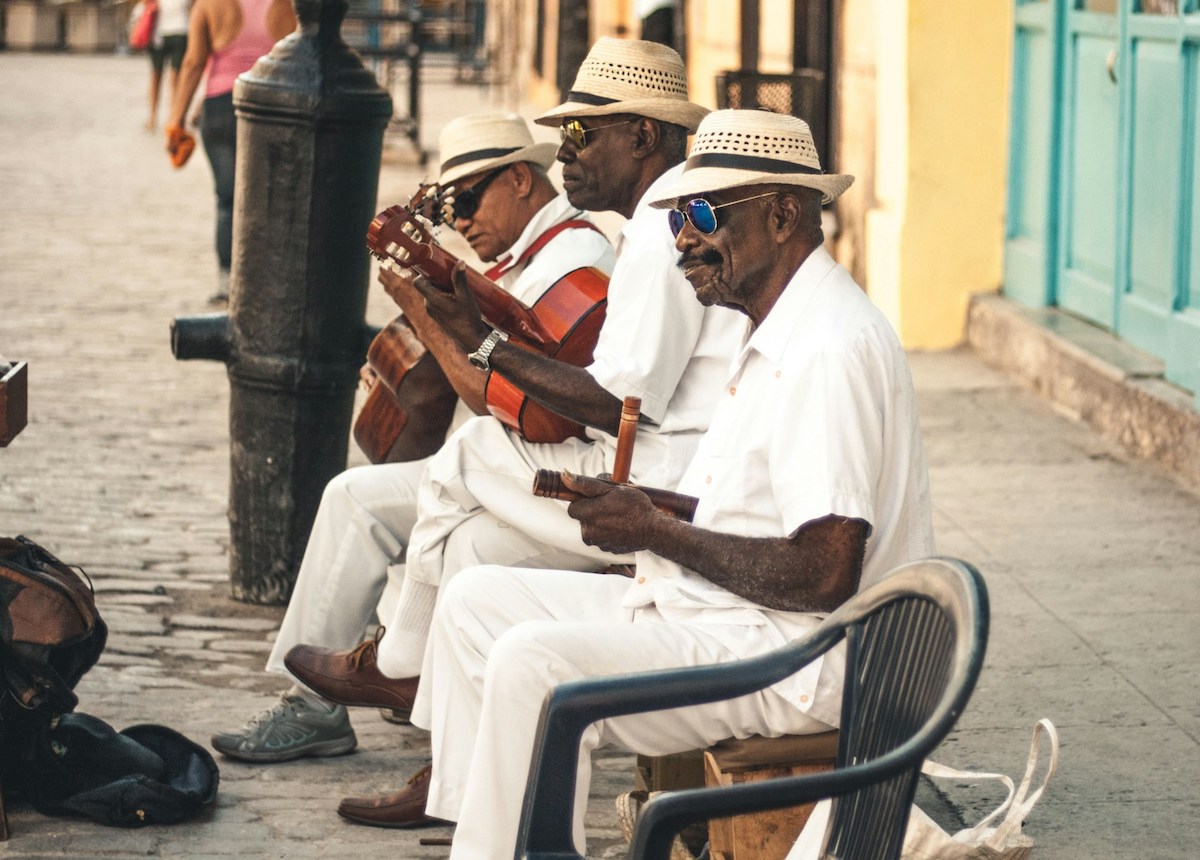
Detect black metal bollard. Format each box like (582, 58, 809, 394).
(171, 0, 393, 604)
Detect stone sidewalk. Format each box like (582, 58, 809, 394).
(2, 50, 1199, 859)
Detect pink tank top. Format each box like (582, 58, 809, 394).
(205, 0, 278, 98)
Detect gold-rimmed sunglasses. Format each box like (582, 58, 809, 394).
(559, 118, 637, 150)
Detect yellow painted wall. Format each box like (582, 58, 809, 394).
(862, 0, 1012, 348)
(520, 1, 1012, 348)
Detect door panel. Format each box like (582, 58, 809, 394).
(1122, 35, 1184, 352)
(1005, 1, 1059, 307)
(1058, 15, 1119, 328)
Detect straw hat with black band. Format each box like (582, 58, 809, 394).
(650, 109, 855, 209)
(437, 113, 558, 188)
(534, 37, 709, 133)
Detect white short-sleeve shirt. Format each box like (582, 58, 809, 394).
(623, 247, 934, 726)
(585, 164, 745, 488)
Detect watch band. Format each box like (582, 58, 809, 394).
(467, 328, 508, 370)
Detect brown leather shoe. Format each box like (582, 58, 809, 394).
(337, 764, 450, 829)
(284, 628, 419, 717)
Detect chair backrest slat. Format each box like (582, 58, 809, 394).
(824, 592, 961, 859)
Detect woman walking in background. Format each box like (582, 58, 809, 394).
(164, 0, 295, 305)
(145, 0, 190, 131)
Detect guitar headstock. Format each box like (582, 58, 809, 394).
(366, 182, 442, 268)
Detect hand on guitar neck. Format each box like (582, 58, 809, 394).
(379, 264, 490, 416)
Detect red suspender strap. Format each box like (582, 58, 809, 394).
(483, 219, 605, 281)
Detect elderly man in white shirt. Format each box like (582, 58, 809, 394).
(209, 112, 615, 764)
(393, 109, 935, 858)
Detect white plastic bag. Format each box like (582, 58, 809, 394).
(786, 719, 1059, 860)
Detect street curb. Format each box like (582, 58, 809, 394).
(967, 292, 1200, 495)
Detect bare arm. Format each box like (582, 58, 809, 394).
(167, 0, 213, 129)
(561, 472, 867, 612)
(380, 267, 489, 415)
(412, 262, 624, 435)
(166, 0, 294, 131)
(266, 0, 296, 39)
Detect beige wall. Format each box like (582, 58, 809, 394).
(851, 0, 1013, 348)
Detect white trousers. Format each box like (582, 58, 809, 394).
(264, 460, 427, 681)
(375, 416, 641, 674)
(421, 565, 834, 860)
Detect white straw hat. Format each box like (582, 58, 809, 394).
(437, 113, 558, 187)
(533, 37, 709, 133)
(650, 110, 854, 208)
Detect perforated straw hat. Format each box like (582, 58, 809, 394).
(533, 37, 709, 133)
(650, 110, 854, 208)
(437, 113, 558, 188)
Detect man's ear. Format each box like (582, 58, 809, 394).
(508, 161, 535, 198)
(770, 192, 803, 244)
(629, 118, 661, 161)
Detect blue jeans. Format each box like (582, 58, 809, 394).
(200, 92, 235, 273)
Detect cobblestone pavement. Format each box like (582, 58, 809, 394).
(3, 49, 1200, 860)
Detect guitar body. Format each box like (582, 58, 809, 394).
(352, 316, 459, 463)
(484, 266, 609, 443)
(367, 205, 612, 445)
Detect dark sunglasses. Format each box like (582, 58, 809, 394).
(558, 118, 636, 150)
(666, 192, 778, 238)
(442, 164, 509, 223)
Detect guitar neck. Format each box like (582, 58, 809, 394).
(409, 242, 557, 348)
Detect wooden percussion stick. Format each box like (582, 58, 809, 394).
(610, 396, 641, 485)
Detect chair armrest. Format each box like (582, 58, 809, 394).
(518, 621, 846, 858)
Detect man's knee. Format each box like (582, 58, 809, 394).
(485, 619, 575, 699)
(438, 565, 510, 620)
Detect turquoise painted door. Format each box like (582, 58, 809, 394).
(1058, 2, 1120, 328)
(1005, 0, 1200, 406)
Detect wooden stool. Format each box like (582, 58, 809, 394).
(703, 731, 839, 860)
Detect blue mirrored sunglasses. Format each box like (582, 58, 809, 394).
(666, 192, 779, 238)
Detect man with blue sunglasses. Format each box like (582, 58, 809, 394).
(397, 109, 934, 858)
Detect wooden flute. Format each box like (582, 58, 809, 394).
(530, 395, 699, 522)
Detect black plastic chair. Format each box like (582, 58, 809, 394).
(516, 557, 989, 860)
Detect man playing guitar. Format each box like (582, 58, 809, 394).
(283, 38, 748, 828)
(209, 112, 615, 764)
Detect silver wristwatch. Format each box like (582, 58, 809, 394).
(467, 328, 509, 370)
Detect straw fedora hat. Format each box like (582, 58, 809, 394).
(437, 113, 558, 187)
(650, 110, 854, 208)
(534, 37, 708, 133)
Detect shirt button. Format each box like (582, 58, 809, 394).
(775, 370, 782, 378)
(800, 694, 809, 703)
(728, 386, 737, 396)
(705, 475, 712, 484)
(636, 576, 646, 584)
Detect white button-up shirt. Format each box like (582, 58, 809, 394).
(623, 246, 934, 726)
(585, 164, 745, 488)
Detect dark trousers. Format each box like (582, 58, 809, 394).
(200, 92, 235, 273)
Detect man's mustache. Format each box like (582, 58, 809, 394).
(677, 249, 722, 271)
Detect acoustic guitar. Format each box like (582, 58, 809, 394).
(353, 316, 459, 464)
(365, 204, 609, 444)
